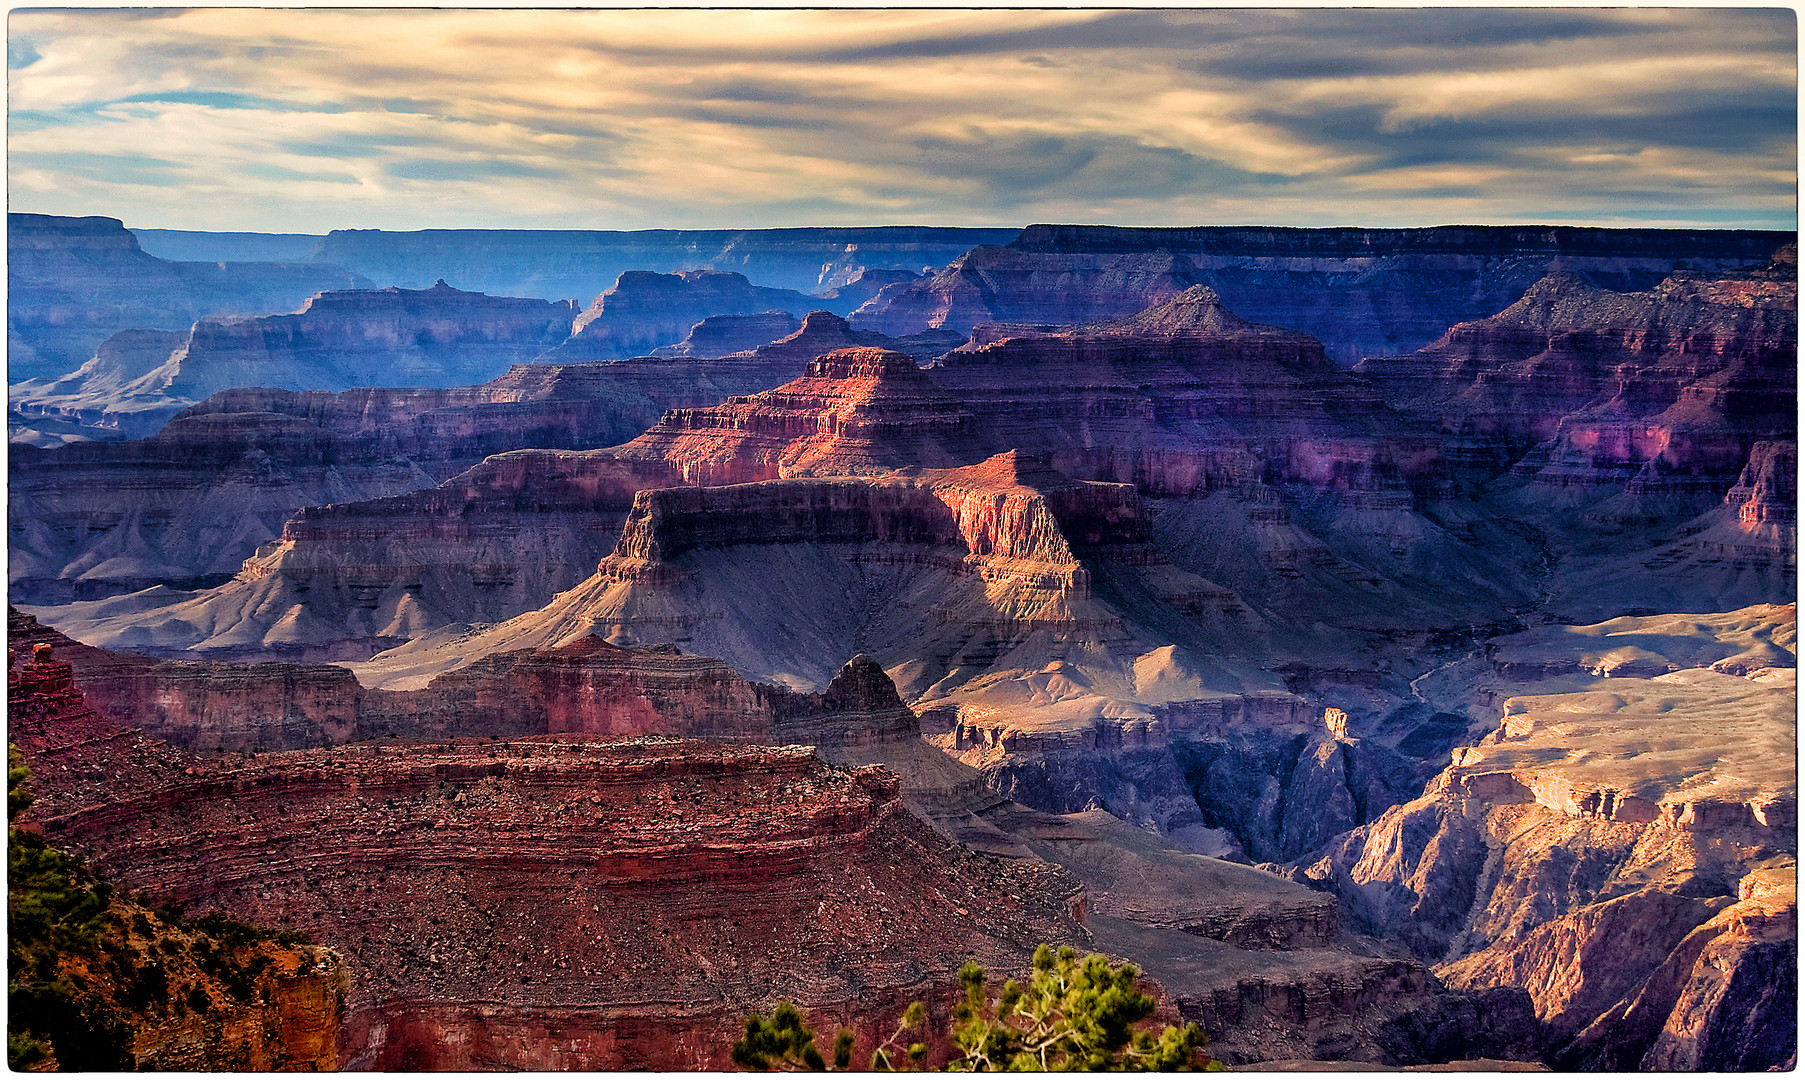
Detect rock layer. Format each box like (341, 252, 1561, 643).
(9, 355, 799, 605)
(855, 224, 1789, 365)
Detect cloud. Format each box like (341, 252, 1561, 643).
(5, 8, 1795, 232)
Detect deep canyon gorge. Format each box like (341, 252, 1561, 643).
(8, 213, 1795, 1071)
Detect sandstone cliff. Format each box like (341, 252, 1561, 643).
(7, 213, 366, 382)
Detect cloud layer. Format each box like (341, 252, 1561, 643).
(8, 8, 1796, 232)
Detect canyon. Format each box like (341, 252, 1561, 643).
(9, 216, 1794, 1071)
(11, 613, 1538, 1068)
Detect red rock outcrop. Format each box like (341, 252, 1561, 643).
(13, 633, 1088, 1072)
(614, 347, 981, 485)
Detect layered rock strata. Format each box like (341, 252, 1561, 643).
(15, 618, 1537, 1068)
(23, 450, 667, 660)
(342, 451, 1241, 698)
(854, 224, 1791, 365)
(1290, 605, 1797, 1070)
(649, 310, 801, 357)
(7, 213, 366, 382)
(9, 355, 799, 605)
(1357, 265, 1797, 504)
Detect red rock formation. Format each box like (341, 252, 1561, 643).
(20, 724, 1086, 1070)
(15, 614, 1539, 1068)
(614, 346, 981, 484)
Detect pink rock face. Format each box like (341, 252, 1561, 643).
(1358, 267, 1797, 505)
(615, 346, 982, 485)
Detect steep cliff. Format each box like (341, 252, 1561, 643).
(1290, 604, 1797, 1070)
(855, 224, 1788, 365)
(7, 213, 366, 382)
(9, 355, 799, 605)
(1358, 266, 1796, 501)
(614, 347, 982, 484)
(650, 310, 801, 357)
(23, 450, 668, 659)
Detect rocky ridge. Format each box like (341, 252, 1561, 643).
(8, 354, 801, 606)
(852, 224, 1789, 365)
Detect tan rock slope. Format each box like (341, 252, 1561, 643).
(1292, 603, 1797, 1070)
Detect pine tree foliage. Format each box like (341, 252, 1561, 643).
(730, 945, 1220, 1072)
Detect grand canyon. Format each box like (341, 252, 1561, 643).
(9, 211, 1794, 1071)
(7, 7, 1797, 1073)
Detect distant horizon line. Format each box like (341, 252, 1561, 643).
(12, 211, 1796, 238)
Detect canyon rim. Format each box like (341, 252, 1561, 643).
(6, 7, 1797, 1072)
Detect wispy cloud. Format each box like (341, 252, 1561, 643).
(7, 8, 1795, 231)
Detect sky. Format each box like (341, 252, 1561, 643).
(6, 7, 1798, 234)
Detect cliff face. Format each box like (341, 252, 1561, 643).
(302, 225, 1017, 303)
(342, 451, 1195, 696)
(7, 213, 367, 382)
(856, 223, 1788, 366)
(24, 450, 670, 659)
(545, 269, 847, 362)
(650, 310, 801, 357)
(13, 631, 1088, 1071)
(1290, 604, 1797, 1070)
(615, 346, 982, 484)
(8, 356, 799, 605)
(1358, 268, 1797, 502)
